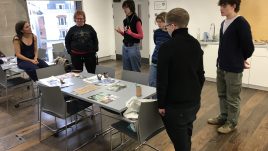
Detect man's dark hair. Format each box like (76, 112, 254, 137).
(218, 0, 241, 12)
(122, 0, 135, 13)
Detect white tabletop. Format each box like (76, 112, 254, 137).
(39, 74, 156, 114)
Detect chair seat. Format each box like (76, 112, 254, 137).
(111, 120, 138, 140)
(67, 100, 92, 115)
(7, 77, 31, 88)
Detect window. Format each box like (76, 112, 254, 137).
(59, 30, 67, 39)
(27, 0, 82, 58)
(58, 16, 67, 25)
(56, 4, 65, 9)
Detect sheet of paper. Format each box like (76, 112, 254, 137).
(72, 84, 99, 95)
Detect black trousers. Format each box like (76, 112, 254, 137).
(162, 104, 200, 151)
(71, 54, 97, 74)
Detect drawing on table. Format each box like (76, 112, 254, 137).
(88, 92, 118, 104)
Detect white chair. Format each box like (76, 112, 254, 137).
(52, 43, 65, 54)
(52, 43, 70, 61)
(36, 64, 92, 115)
(110, 100, 164, 151)
(36, 64, 65, 80)
(121, 70, 149, 85)
(39, 85, 91, 151)
(38, 48, 48, 61)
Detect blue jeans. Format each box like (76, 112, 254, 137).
(18, 59, 49, 81)
(122, 43, 141, 72)
(149, 63, 157, 87)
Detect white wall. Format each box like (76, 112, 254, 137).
(83, 0, 115, 58)
(82, 0, 224, 60)
(148, 0, 224, 58)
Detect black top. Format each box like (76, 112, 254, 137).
(17, 36, 35, 63)
(217, 16, 254, 73)
(123, 13, 142, 44)
(157, 28, 205, 109)
(65, 24, 98, 55)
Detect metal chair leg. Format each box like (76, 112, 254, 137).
(55, 117, 58, 129)
(6, 89, 8, 112)
(65, 117, 68, 151)
(39, 110, 42, 141)
(110, 128, 113, 151)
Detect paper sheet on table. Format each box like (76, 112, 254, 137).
(39, 76, 74, 88)
(83, 75, 117, 86)
(73, 84, 99, 95)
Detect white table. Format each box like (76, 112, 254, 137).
(60, 76, 156, 113)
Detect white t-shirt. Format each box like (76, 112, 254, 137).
(223, 15, 239, 34)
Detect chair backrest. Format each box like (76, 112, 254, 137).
(38, 48, 48, 61)
(95, 65, 115, 78)
(0, 66, 7, 87)
(52, 43, 65, 52)
(121, 70, 149, 85)
(52, 43, 68, 59)
(36, 65, 65, 80)
(39, 85, 66, 118)
(137, 100, 164, 143)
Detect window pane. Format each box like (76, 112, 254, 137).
(27, 0, 81, 62)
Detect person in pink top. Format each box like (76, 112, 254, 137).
(115, 0, 143, 72)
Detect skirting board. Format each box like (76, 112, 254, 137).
(206, 78, 268, 91)
(98, 55, 116, 62)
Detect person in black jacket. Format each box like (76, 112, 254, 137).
(157, 8, 205, 151)
(65, 10, 98, 73)
(115, 0, 143, 72)
(207, 0, 254, 134)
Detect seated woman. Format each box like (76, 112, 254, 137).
(13, 20, 48, 81)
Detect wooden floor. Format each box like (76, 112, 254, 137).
(0, 60, 267, 151)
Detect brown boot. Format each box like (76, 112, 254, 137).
(207, 116, 226, 125)
(217, 121, 236, 134)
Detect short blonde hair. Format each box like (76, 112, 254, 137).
(156, 12, 167, 22)
(166, 8, 189, 28)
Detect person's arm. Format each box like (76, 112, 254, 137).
(157, 43, 170, 111)
(65, 28, 72, 54)
(13, 36, 37, 64)
(197, 48, 205, 88)
(91, 27, 99, 52)
(125, 21, 143, 39)
(115, 26, 124, 36)
(153, 31, 156, 45)
(239, 18, 254, 59)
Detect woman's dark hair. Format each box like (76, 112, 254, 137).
(14, 20, 27, 41)
(218, 0, 241, 12)
(122, 0, 135, 13)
